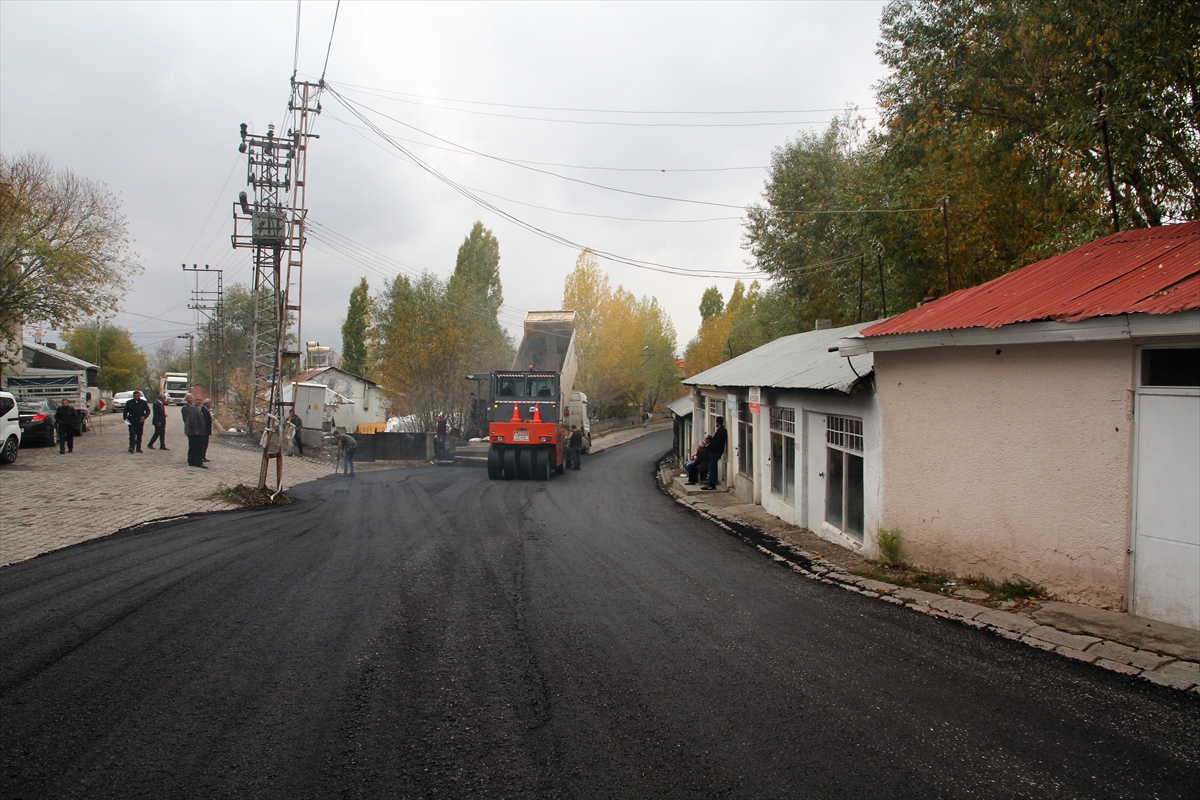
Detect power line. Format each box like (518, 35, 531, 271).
(326, 80, 878, 117)
(328, 90, 936, 216)
(319, 0, 341, 83)
(291, 0, 302, 78)
(324, 110, 766, 173)
(327, 89, 770, 279)
(328, 111, 743, 224)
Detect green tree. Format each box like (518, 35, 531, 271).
(1, 153, 139, 364)
(341, 277, 370, 377)
(699, 287, 724, 322)
(447, 221, 513, 375)
(62, 323, 147, 393)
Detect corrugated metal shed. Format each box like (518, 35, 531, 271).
(667, 396, 693, 418)
(682, 321, 875, 394)
(863, 222, 1200, 337)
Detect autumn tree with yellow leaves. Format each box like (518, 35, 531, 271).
(562, 250, 680, 418)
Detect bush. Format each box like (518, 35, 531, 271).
(876, 527, 902, 566)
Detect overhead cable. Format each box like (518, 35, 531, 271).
(328, 90, 937, 216)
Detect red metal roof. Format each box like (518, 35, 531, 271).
(862, 222, 1200, 337)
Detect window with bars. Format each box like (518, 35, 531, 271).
(769, 406, 795, 435)
(825, 415, 864, 540)
(826, 415, 863, 452)
(708, 398, 725, 440)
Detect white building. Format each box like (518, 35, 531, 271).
(683, 322, 882, 559)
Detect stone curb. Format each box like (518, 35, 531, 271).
(670, 491, 1199, 695)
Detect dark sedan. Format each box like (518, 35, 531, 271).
(17, 399, 58, 446)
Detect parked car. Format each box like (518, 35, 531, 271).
(17, 398, 58, 446)
(109, 391, 144, 413)
(0, 391, 21, 464)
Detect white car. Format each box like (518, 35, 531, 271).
(109, 391, 148, 413)
(0, 391, 21, 464)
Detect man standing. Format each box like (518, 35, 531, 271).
(181, 394, 206, 468)
(568, 425, 583, 470)
(123, 391, 151, 453)
(702, 416, 727, 490)
(335, 428, 357, 477)
(147, 395, 168, 450)
(434, 414, 447, 462)
(288, 409, 304, 456)
(55, 398, 77, 454)
(199, 398, 213, 463)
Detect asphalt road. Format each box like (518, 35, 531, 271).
(2, 430, 1197, 798)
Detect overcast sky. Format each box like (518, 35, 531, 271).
(1, 0, 889, 363)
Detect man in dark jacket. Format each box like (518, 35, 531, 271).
(123, 391, 151, 453)
(147, 396, 168, 450)
(568, 425, 583, 470)
(200, 398, 213, 462)
(181, 394, 206, 468)
(684, 436, 711, 485)
(55, 399, 77, 454)
(702, 416, 727, 490)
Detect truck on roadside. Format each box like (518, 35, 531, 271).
(159, 373, 190, 405)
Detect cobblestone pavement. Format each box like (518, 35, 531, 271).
(663, 468, 1200, 694)
(1, 411, 333, 568)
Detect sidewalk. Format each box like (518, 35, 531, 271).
(1, 410, 334, 568)
(663, 471, 1200, 694)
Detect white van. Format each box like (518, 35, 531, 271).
(0, 391, 22, 464)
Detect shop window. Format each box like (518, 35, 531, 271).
(737, 398, 754, 477)
(769, 406, 795, 504)
(826, 415, 864, 540)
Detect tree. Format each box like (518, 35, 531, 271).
(1, 153, 139, 360)
(878, 0, 1199, 228)
(62, 323, 147, 393)
(699, 287, 725, 322)
(447, 221, 512, 377)
(562, 250, 679, 417)
(369, 224, 513, 431)
(341, 277, 370, 377)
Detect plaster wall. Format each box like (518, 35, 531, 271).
(758, 389, 882, 558)
(875, 341, 1135, 607)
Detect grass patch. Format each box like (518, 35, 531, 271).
(853, 568, 951, 595)
(212, 483, 292, 507)
(966, 574, 1046, 600)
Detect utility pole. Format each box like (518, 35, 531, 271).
(231, 77, 321, 490)
(177, 333, 195, 378)
(182, 264, 223, 401)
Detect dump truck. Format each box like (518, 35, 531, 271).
(484, 311, 579, 480)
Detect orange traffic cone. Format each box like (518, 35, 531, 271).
(531, 404, 543, 423)
(510, 404, 521, 422)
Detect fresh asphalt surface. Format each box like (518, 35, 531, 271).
(2, 430, 1197, 798)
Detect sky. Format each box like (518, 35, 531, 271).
(1, 0, 890, 365)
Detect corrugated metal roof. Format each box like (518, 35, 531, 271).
(667, 396, 693, 418)
(682, 321, 875, 393)
(23, 339, 98, 370)
(862, 222, 1200, 337)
